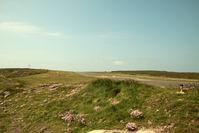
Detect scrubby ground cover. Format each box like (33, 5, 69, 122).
(0, 69, 198, 133)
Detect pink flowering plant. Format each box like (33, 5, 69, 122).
(60, 111, 73, 127)
(66, 89, 79, 97)
(130, 110, 143, 118)
(4, 91, 10, 98)
(60, 111, 87, 127)
(76, 114, 87, 125)
(49, 83, 63, 91)
(38, 83, 64, 91)
(126, 122, 137, 131)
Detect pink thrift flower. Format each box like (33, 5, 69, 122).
(126, 122, 137, 131)
(76, 114, 86, 125)
(130, 110, 142, 118)
(66, 89, 79, 97)
(4, 91, 10, 98)
(61, 111, 87, 126)
(39, 83, 50, 87)
(61, 111, 73, 127)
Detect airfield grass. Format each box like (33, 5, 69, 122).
(0, 69, 198, 133)
(112, 71, 199, 80)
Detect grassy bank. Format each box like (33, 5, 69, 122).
(0, 69, 198, 133)
(52, 79, 199, 132)
(0, 68, 48, 78)
(0, 68, 48, 98)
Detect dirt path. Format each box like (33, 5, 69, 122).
(78, 72, 199, 88)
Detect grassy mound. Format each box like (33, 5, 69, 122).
(64, 79, 199, 132)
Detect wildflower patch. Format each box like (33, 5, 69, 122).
(60, 111, 87, 127)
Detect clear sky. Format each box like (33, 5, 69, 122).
(0, 0, 199, 72)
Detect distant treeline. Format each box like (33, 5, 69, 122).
(0, 68, 48, 78)
(112, 71, 199, 80)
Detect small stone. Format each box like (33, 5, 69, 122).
(43, 99, 47, 103)
(120, 120, 124, 124)
(148, 120, 152, 125)
(177, 99, 183, 101)
(94, 106, 101, 111)
(20, 104, 25, 108)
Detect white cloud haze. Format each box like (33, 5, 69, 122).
(113, 61, 124, 65)
(0, 21, 64, 37)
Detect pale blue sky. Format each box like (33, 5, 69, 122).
(0, 0, 199, 72)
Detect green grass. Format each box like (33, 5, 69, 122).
(0, 68, 48, 97)
(0, 69, 198, 133)
(17, 70, 94, 86)
(0, 68, 48, 78)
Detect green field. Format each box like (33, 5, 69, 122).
(112, 71, 199, 80)
(0, 69, 198, 133)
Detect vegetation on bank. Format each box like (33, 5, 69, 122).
(0, 68, 48, 78)
(0, 69, 198, 133)
(0, 68, 48, 97)
(112, 70, 199, 80)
